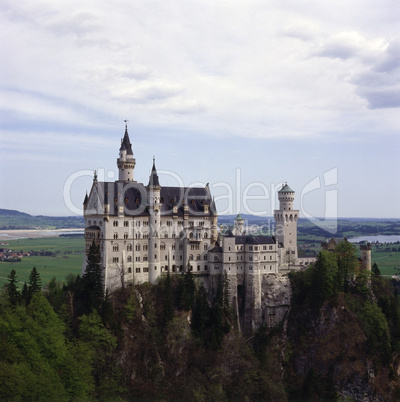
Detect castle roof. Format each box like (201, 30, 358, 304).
(120, 126, 133, 155)
(278, 183, 294, 193)
(88, 181, 215, 217)
(235, 213, 244, 220)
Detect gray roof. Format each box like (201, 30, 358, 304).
(120, 127, 133, 155)
(91, 181, 216, 217)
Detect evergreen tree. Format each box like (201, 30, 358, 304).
(335, 240, 358, 292)
(191, 283, 210, 341)
(372, 262, 381, 276)
(311, 251, 338, 305)
(162, 271, 174, 327)
(82, 241, 104, 313)
(29, 266, 42, 293)
(6, 269, 20, 307)
(22, 267, 42, 305)
(180, 270, 195, 311)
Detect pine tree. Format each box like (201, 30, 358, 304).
(162, 271, 174, 327)
(372, 262, 381, 276)
(82, 241, 104, 313)
(191, 283, 210, 341)
(29, 266, 42, 293)
(22, 266, 42, 305)
(6, 269, 20, 307)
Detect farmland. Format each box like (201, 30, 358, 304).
(0, 236, 84, 288)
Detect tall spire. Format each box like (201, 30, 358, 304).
(148, 157, 160, 187)
(120, 121, 133, 155)
(117, 122, 136, 182)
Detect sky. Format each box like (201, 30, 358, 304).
(0, 0, 399, 219)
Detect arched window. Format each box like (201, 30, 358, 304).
(127, 256, 132, 262)
(114, 233, 118, 239)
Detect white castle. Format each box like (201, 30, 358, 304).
(83, 126, 315, 329)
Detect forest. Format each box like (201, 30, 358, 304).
(1, 241, 400, 400)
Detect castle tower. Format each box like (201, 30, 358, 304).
(210, 197, 218, 243)
(148, 158, 161, 284)
(360, 243, 372, 271)
(233, 213, 245, 236)
(117, 125, 136, 182)
(274, 183, 299, 265)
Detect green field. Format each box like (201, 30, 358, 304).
(0, 237, 84, 288)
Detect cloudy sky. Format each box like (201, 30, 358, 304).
(1, 0, 399, 219)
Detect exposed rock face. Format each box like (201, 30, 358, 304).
(260, 273, 291, 328)
(222, 272, 292, 334)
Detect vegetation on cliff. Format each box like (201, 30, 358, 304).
(1, 240, 400, 400)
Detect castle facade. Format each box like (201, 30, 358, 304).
(83, 126, 314, 329)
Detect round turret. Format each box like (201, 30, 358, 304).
(278, 183, 295, 211)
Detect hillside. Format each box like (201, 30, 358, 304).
(1, 242, 400, 400)
(0, 209, 84, 230)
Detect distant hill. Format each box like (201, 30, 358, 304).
(0, 209, 84, 230)
(0, 208, 31, 217)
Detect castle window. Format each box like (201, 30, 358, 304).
(228, 247, 231, 251)
(189, 254, 193, 260)
(269, 246, 273, 250)
(254, 246, 258, 251)
(113, 221, 118, 227)
(249, 256, 252, 261)
(136, 256, 141, 262)
(114, 233, 118, 239)
(173, 255, 175, 260)
(197, 254, 200, 260)
(124, 233, 128, 239)
(180, 255, 182, 260)
(128, 267, 132, 273)
(112, 257, 119, 263)
(172, 244, 176, 250)
(160, 244, 166, 250)
(204, 244, 208, 250)
(143, 244, 148, 251)
(124, 221, 129, 227)
(204, 255, 208, 260)
(172, 233, 176, 238)
(143, 256, 148, 261)
(197, 265, 200, 271)
(249, 246, 253, 251)
(263, 246, 267, 250)
(204, 232, 208, 239)
(270, 256, 272, 260)
(127, 256, 132, 262)
(135, 244, 140, 251)
(205, 265, 208, 270)
(113, 245, 119, 252)
(165, 255, 168, 260)
(143, 268, 149, 273)
(136, 268, 140, 273)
